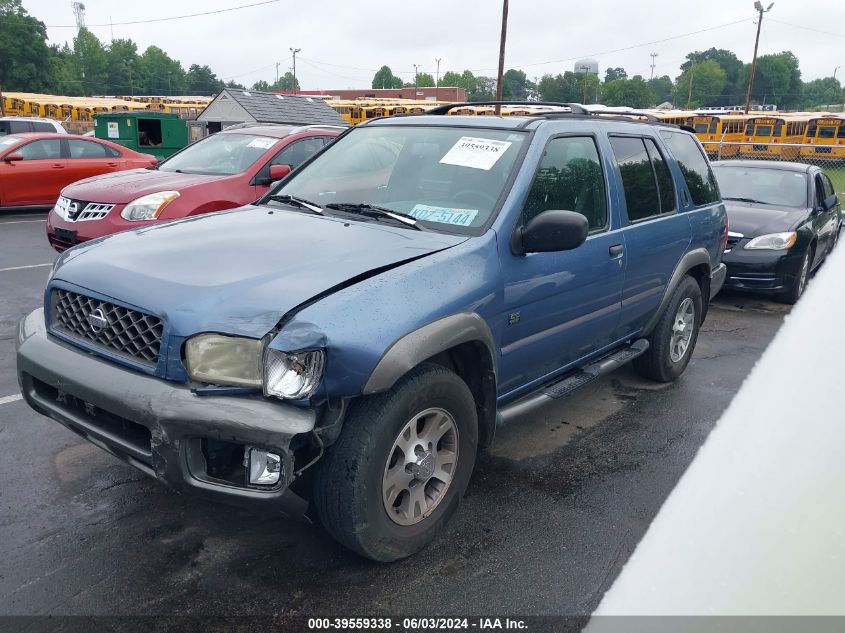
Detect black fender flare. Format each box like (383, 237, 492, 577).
(642, 248, 712, 337)
(362, 312, 497, 395)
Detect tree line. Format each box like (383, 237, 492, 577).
(0, 0, 299, 96)
(374, 48, 843, 110)
(2, 0, 841, 109)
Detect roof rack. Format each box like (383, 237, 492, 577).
(424, 101, 589, 116)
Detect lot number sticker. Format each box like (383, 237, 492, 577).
(107, 121, 119, 139)
(247, 138, 278, 149)
(410, 204, 479, 227)
(439, 136, 512, 171)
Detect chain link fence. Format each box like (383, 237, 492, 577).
(704, 141, 845, 196)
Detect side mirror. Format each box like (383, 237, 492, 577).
(269, 164, 292, 181)
(511, 210, 589, 255)
(3, 153, 23, 162)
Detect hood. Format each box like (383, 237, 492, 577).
(53, 206, 467, 338)
(62, 168, 226, 204)
(724, 201, 809, 237)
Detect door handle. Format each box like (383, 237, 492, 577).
(106, 162, 118, 167)
(609, 244, 624, 257)
(51, 164, 65, 169)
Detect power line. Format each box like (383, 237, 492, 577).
(469, 18, 751, 72)
(47, 0, 280, 28)
(767, 18, 845, 39)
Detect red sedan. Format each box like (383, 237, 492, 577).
(0, 133, 156, 210)
(46, 125, 342, 251)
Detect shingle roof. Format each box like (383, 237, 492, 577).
(225, 89, 347, 126)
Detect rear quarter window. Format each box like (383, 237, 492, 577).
(659, 131, 720, 206)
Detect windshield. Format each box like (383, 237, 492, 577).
(158, 133, 278, 176)
(266, 125, 527, 234)
(713, 166, 808, 208)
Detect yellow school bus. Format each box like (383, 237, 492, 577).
(740, 116, 786, 159)
(799, 116, 845, 160)
(653, 111, 691, 126)
(690, 113, 750, 157)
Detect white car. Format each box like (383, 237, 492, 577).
(0, 116, 67, 135)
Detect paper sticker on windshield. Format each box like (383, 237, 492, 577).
(439, 136, 512, 171)
(410, 205, 479, 227)
(247, 138, 277, 149)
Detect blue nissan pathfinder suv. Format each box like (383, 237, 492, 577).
(17, 103, 727, 561)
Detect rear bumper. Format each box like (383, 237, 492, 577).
(710, 263, 726, 299)
(16, 308, 315, 518)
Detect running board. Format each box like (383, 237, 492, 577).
(496, 339, 649, 427)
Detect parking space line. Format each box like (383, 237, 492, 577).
(0, 219, 47, 225)
(0, 263, 52, 273)
(0, 394, 23, 406)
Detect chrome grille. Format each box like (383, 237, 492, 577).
(51, 289, 163, 365)
(54, 197, 115, 222)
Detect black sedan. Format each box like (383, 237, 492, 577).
(712, 161, 841, 304)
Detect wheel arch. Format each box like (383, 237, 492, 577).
(642, 248, 711, 337)
(362, 313, 498, 448)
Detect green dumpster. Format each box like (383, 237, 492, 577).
(94, 112, 189, 161)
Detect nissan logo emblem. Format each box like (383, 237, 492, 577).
(87, 308, 108, 333)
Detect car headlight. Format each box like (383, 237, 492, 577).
(264, 349, 325, 400)
(744, 232, 797, 251)
(184, 334, 263, 387)
(120, 191, 180, 221)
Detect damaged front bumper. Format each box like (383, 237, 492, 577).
(16, 308, 316, 519)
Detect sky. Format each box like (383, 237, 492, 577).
(22, 0, 845, 91)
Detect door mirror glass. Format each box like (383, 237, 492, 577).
(269, 163, 292, 182)
(3, 153, 23, 162)
(513, 210, 589, 255)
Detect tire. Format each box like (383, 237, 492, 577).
(313, 363, 478, 562)
(633, 275, 703, 382)
(777, 249, 811, 305)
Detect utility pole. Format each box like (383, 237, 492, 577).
(290, 48, 301, 94)
(835, 66, 841, 80)
(435, 58, 442, 102)
(413, 64, 420, 100)
(650, 52, 658, 80)
(0, 85, 5, 117)
(275, 62, 280, 85)
(494, 0, 509, 115)
(686, 54, 697, 110)
(745, 1, 774, 114)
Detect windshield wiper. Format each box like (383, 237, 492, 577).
(723, 196, 769, 205)
(324, 203, 421, 229)
(266, 194, 323, 214)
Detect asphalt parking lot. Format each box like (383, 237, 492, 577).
(0, 211, 789, 617)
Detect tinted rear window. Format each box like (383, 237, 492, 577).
(659, 131, 719, 206)
(609, 136, 661, 222)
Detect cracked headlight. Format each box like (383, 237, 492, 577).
(121, 191, 180, 221)
(264, 349, 325, 400)
(185, 334, 263, 387)
(744, 232, 797, 251)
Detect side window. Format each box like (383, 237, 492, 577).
(659, 131, 719, 206)
(271, 137, 325, 171)
(644, 138, 676, 214)
(822, 174, 835, 199)
(522, 136, 608, 231)
(16, 139, 62, 160)
(609, 136, 660, 222)
(815, 176, 826, 207)
(67, 139, 119, 158)
(32, 121, 55, 133)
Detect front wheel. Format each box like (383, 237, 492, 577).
(313, 363, 478, 562)
(777, 250, 811, 305)
(634, 275, 703, 382)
